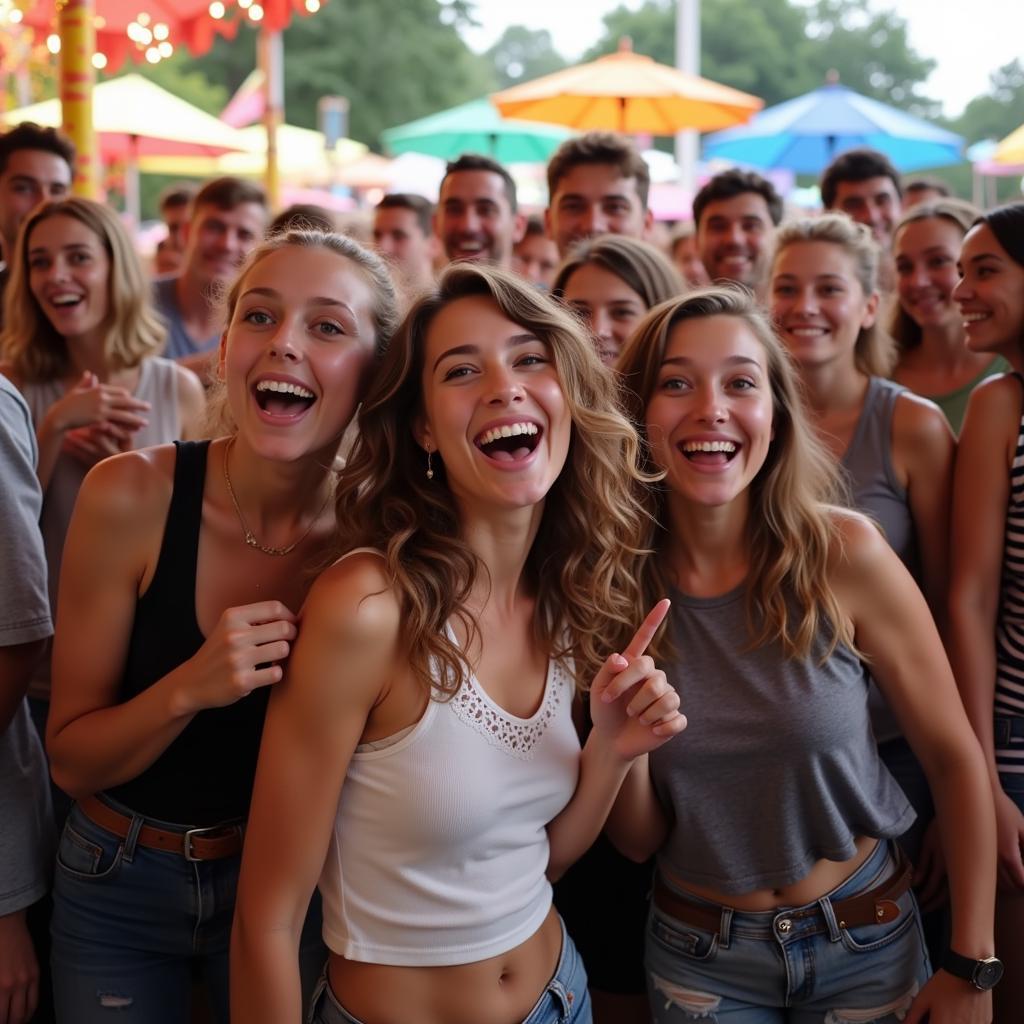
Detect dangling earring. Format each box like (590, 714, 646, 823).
(425, 446, 434, 480)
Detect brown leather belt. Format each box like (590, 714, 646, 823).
(79, 796, 244, 862)
(654, 845, 913, 935)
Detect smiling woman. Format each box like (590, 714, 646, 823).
(39, 229, 399, 1024)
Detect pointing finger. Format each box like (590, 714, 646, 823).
(622, 598, 671, 659)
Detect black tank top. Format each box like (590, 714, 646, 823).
(106, 441, 270, 826)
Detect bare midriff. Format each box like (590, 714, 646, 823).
(325, 905, 563, 1024)
(662, 834, 880, 911)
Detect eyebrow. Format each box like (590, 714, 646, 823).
(433, 333, 540, 372)
(661, 355, 763, 369)
(27, 242, 92, 256)
(240, 287, 359, 318)
(772, 272, 846, 282)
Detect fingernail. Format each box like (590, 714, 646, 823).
(610, 654, 627, 668)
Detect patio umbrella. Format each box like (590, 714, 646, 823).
(491, 37, 762, 136)
(381, 99, 571, 163)
(702, 80, 964, 174)
(995, 123, 1024, 166)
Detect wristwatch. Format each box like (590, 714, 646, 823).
(943, 950, 1004, 990)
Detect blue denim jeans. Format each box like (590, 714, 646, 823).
(308, 916, 591, 1024)
(645, 840, 931, 1023)
(51, 797, 325, 1024)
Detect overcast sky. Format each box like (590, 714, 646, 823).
(462, 0, 1024, 119)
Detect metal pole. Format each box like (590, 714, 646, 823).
(59, 0, 99, 198)
(259, 28, 284, 210)
(674, 0, 700, 202)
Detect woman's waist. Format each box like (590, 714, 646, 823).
(662, 834, 880, 911)
(326, 906, 563, 1024)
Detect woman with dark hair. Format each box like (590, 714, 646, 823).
(43, 229, 399, 1023)
(231, 263, 685, 1024)
(949, 202, 1024, 1023)
(553, 234, 684, 367)
(891, 198, 1008, 434)
(613, 286, 997, 1022)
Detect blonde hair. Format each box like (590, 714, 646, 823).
(771, 213, 895, 377)
(1, 198, 164, 382)
(335, 262, 650, 697)
(617, 286, 853, 662)
(890, 198, 979, 352)
(204, 229, 399, 436)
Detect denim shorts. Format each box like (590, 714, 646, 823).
(995, 713, 1024, 813)
(51, 796, 325, 1024)
(645, 840, 931, 1024)
(308, 916, 591, 1024)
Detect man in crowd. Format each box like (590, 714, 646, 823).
(153, 176, 267, 375)
(434, 154, 524, 269)
(0, 123, 74, 326)
(693, 168, 783, 294)
(820, 147, 903, 249)
(545, 131, 652, 257)
(153, 183, 196, 276)
(0, 374, 56, 1024)
(373, 193, 436, 298)
(512, 217, 560, 290)
(903, 176, 951, 209)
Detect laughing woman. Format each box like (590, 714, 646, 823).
(948, 203, 1024, 1023)
(613, 287, 998, 1023)
(231, 263, 686, 1024)
(43, 230, 398, 1023)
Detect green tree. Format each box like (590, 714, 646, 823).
(485, 26, 567, 90)
(954, 59, 1024, 144)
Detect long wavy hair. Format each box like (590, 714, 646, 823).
(889, 198, 979, 352)
(617, 287, 853, 662)
(771, 213, 895, 378)
(334, 263, 650, 697)
(1, 198, 165, 382)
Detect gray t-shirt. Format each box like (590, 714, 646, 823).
(153, 275, 220, 359)
(0, 374, 55, 915)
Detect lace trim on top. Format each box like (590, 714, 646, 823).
(450, 657, 570, 761)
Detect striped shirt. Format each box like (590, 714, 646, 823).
(995, 375, 1024, 774)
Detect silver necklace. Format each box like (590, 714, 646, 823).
(222, 437, 330, 556)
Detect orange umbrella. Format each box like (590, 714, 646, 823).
(492, 37, 762, 136)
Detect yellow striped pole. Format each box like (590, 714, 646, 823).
(59, 0, 99, 198)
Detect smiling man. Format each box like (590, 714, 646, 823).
(153, 176, 267, 374)
(0, 122, 74, 327)
(545, 132, 652, 258)
(821, 148, 903, 249)
(435, 154, 524, 270)
(693, 169, 783, 296)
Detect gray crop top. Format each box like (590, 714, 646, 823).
(649, 584, 915, 895)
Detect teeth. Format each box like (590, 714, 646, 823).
(682, 440, 737, 454)
(477, 422, 538, 446)
(962, 313, 989, 323)
(255, 379, 315, 399)
(52, 294, 81, 306)
(790, 327, 825, 336)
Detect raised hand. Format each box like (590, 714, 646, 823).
(590, 599, 686, 761)
(176, 601, 298, 715)
(47, 371, 150, 436)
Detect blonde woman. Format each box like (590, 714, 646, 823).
(613, 287, 997, 1022)
(231, 264, 686, 1024)
(0, 197, 205, 733)
(44, 230, 398, 1023)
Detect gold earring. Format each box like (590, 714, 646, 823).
(426, 447, 434, 480)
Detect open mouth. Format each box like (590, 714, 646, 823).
(50, 293, 84, 308)
(253, 379, 316, 417)
(679, 440, 739, 466)
(474, 421, 542, 463)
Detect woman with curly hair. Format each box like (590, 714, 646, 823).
(552, 234, 684, 367)
(948, 202, 1024, 1022)
(613, 286, 997, 1022)
(231, 263, 686, 1024)
(44, 229, 398, 1023)
(0, 197, 205, 732)
(891, 198, 1008, 435)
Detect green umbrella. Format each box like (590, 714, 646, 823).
(381, 99, 571, 163)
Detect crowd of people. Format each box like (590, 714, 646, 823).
(0, 115, 1022, 1024)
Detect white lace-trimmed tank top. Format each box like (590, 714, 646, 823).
(318, 564, 580, 967)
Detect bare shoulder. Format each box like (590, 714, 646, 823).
(173, 363, 206, 428)
(825, 506, 892, 583)
(962, 371, 1022, 438)
(892, 390, 953, 448)
(76, 444, 176, 532)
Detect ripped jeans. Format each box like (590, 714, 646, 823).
(51, 797, 325, 1023)
(645, 840, 931, 1023)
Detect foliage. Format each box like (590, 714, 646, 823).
(485, 26, 567, 89)
(953, 60, 1024, 144)
(178, 0, 495, 148)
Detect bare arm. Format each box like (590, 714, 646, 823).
(46, 448, 295, 798)
(892, 393, 956, 636)
(833, 512, 996, 1023)
(604, 754, 671, 863)
(231, 557, 397, 1024)
(947, 376, 1024, 890)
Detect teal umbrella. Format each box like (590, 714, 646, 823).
(381, 99, 572, 163)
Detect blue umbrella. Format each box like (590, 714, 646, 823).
(702, 82, 963, 173)
(381, 99, 572, 163)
